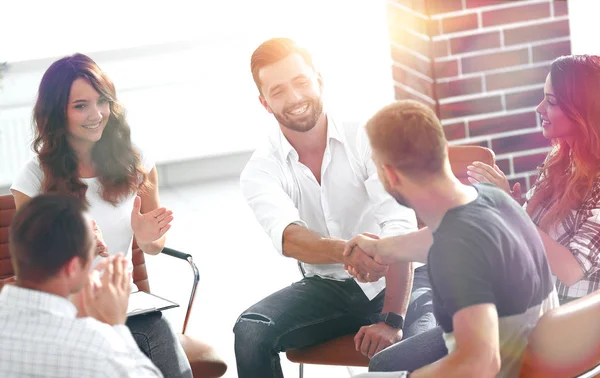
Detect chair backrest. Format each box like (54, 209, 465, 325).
(519, 293, 600, 377)
(448, 145, 495, 185)
(0, 195, 16, 281)
(0, 193, 150, 293)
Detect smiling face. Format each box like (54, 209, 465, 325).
(536, 73, 576, 142)
(66, 78, 110, 147)
(257, 53, 324, 133)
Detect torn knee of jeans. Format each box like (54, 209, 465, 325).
(238, 313, 274, 326)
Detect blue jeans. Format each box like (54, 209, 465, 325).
(233, 266, 435, 378)
(369, 326, 447, 372)
(126, 311, 192, 378)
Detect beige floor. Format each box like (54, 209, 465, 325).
(146, 178, 369, 378)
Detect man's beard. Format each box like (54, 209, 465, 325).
(381, 175, 412, 209)
(273, 96, 324, 133)
(389, 189, 411, 209)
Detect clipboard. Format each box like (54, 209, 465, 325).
(127, 291, 179, 317)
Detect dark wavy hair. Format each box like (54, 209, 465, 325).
(527, 55, 600, 232)
(32, 53, 147, 205)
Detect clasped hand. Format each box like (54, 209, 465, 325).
(343, 233, 388, 282)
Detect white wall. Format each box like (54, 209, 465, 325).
(567, 0, 600, 55)
(0, 0, 395, 186)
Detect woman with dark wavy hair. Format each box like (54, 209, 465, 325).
(11, 53, 192, 377)
(468, 54, 600, 304)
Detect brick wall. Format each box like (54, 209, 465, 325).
(387, 0, 571, 195)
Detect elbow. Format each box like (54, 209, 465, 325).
(464, 350, 501, 378)
(556, 268, 585, 287)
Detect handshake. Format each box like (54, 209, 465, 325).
(342, 233, 395, 283)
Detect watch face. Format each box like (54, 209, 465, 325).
(385, 312, 404, 329)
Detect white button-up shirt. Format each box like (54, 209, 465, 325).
(241, 117, 418, 300)
(0, 285, 163, 377)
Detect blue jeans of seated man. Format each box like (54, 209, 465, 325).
(127, 311, 193, 378)
(233, 265, 435, 378)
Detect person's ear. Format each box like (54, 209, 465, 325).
(259, 95, 273, 114)
(63, 256, 82, 279)
(382, 164, 401, 188)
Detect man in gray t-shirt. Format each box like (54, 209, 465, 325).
(347, 100, 558, 377)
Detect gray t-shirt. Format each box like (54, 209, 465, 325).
(428, 183, 558, 378)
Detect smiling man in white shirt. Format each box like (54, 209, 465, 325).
(233, 38, 436, 378)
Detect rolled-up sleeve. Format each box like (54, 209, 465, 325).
(357, 126, 418, 238)
(240, 157, 307, 255)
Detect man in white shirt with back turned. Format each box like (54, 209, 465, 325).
(0, 194, 162, 377)
(233, 38, 437, 378)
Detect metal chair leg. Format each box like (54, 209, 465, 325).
(299, 362, 304, 378)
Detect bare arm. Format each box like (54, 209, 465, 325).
(537, 226, 584, 286)
(11, 189, 31, 209)
(382, 262, 412, 316)
(136, 167, 166, 255)
(377, 228, 433, 264)
(411, 304, 501, 378)
(282, 224, 345, 264)
(283, 224, 389, 277)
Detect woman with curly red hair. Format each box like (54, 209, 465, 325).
(10, 53, 191, 377)
(468, 55, 600, 304)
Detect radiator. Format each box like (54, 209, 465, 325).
(0, 107, 35, 187)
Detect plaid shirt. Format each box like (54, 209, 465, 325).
(0, 285, 163, 377)
(525, 177, 600, 301)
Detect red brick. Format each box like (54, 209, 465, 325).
(440, 95, 503, 119)
(390, 0, 428, 14)
(435, 59, 459, 78)
(441, 13, 479, 34)
(486, 65, 549, 91)
(482, 2, 550, 27)
(468, 111, 537, 137)
(505, 87, 545, 110)
(504, 20, 570, 46)
(436, 77, 482, 99)
(391, 45, 433, 78)
(387, 3, 429, 36)
(455, 139, 490, 148)
(496, 158, 510, 175)
(532, 40, 571, 63)
(462, 48, 529, 74)
(394, 85, 435, 107)
(429, 19, 442, 36)
(491, 131, 550, 154)
(444, 121, 467, 140)
(392, 65, 434, 98)
(389, 26, 431, 57)
(428, 0, 463, 14)
(466, 0, 510, 8)
(513, 152, 548, 174)
(450, 31, 501, 55)
(553, 0, 569, 16)
(433, 39, 448, 58)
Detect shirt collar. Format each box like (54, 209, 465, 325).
(278, 115, 344, 161)
(0, 284, 78, 318)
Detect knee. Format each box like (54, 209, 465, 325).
(233, 311, 277, 351)
(369, 346, 395, 372)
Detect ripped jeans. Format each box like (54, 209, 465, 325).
(233, 266, 434, 378)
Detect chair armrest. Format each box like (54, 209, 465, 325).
(161, 247, 200, 335)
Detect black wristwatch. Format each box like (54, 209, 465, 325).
(376, 312, 404, 329)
